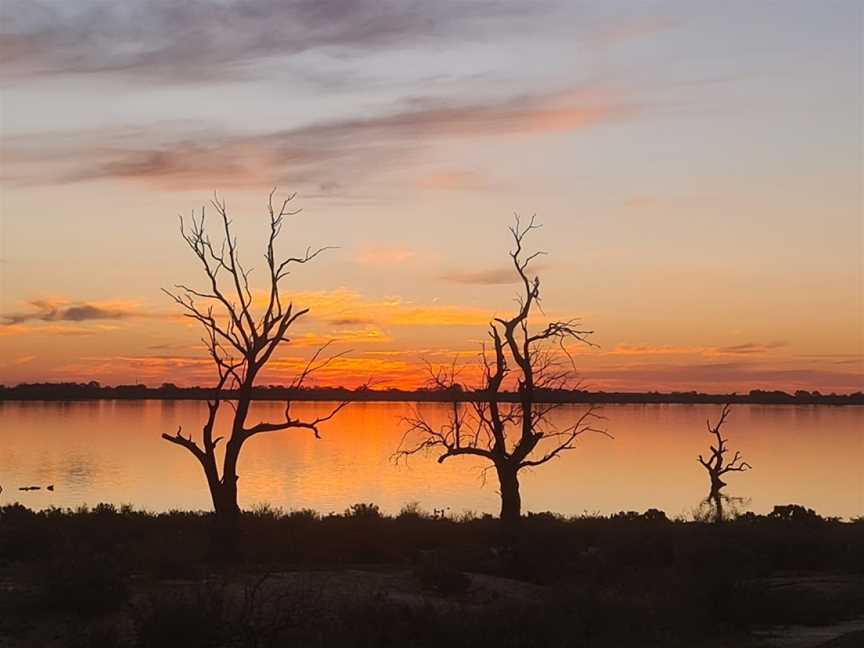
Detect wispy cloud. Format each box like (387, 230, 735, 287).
(290, 329, 392, 348)
(0, 0, 548, 83)
(30, 350, 864, 394)
(441, 268, 517, 285)
(0, 323, 123, 337)
(583, 361, 863, 394)
(607, 341, 789, 358)
(356, 246, 417, 266)
(2, 299, 141, 325)
(2, 86, 638, 191)
(713, 341, 788, 356)
(589, 16, 679, 46)
(293, 288, 490, 328)
(326, 317, 379, 327)
(440, 264, 547, 285)
(416, 170, 493, 191)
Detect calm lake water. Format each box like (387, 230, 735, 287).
(1, 401, 861, 519)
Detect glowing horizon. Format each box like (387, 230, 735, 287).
(1, 1, 861, 394)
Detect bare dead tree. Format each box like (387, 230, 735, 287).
(396, 216, 607, 536)
(162, 190, 347, 529)
(698, 405, 751, 514)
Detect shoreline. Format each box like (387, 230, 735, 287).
(2, 387, 862, 406)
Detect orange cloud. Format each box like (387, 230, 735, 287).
(50, 352, 419, 389)
(608, 342, 788, 358)
(356, 247, 417, 266)
(12, 339, 861, 394)
(709, 341, 788, 356)
(289, 329, 392, 348)
(0, 322, 124, 337)
(608, 344, 705, 356)
(286, 289, 490, 328)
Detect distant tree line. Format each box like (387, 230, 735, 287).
(2, 381, 861, 405)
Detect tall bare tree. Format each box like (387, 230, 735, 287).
(162, 190, 347, 527)
(397, 216, 606, 535)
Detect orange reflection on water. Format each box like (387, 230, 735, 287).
(1, 401, 861, 519)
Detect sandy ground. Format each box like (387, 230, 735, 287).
(2, 568, 862, 647)
(753, 575, 864, 648)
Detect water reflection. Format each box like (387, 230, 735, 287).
(0, 401, 861, 519)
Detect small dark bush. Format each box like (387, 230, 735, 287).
(768, 504, 824, 524)
(397, 501, 427, 519)
(344, 502, 382, 519)
(287, 508, 320, 521)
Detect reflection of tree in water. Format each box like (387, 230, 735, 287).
(694, 491, 751, 523)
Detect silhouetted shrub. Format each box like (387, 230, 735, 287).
(287, 508, 320, 521)
(768, 504, 824, 524)
(249, 503, 284, 519)
(343, 502, 382, 519)
(397, 501, 427, 519)
(2, 503, 864, 647)
(642, 508, 669, 523)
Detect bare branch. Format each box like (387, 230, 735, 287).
(245, 400, 350, 440)
(519, 407, 609, 468)
(161, 426, 206, 463)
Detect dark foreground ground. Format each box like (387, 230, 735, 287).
(0, 503, 862, 648)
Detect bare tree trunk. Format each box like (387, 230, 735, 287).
(210, 478, 240, 557)
(212, 480, 239, 520)
(710, 490, 724, 524)
(709, 474, 726, 498)
(217, 435, 243, 521)
(214, 387, 250, 526)
(497, 464, 522, 538)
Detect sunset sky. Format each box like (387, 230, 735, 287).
(1, 0, 861, 393)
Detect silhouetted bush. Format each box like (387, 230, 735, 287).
(343, 502, 382, 519)
(2, 502, 863, 647)
(768, 503, 825, 524)
(287, 508, 320, 522)
(397, 501, 427, 519)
